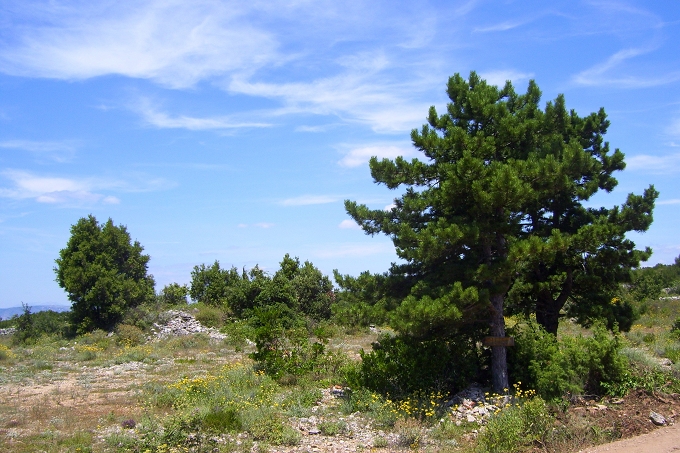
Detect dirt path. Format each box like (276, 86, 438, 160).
(579, 423, 680, 453)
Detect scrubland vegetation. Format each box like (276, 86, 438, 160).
(2, 259, 680, 453)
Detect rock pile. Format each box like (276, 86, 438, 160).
(152, 310, 227, 341)
(445, 383, 511, 425)
(0, 327, 17, 336)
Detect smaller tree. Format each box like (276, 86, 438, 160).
(159, 283, 189, 306)
(275, 254, 334, 320)
(55, 215, 155, 333)
(189, 261, 241, 306)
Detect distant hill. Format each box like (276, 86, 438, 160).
(0, 305, 70, 320)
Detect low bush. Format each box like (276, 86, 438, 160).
(477, 396, 553, 453)
(137, 362, 303, 449)
(115, 323, 145, 346)
(12, 305, 71, 344)
(195, 303, 228, 328)
(350, 334, 479, 398)
(509, 319, 630, 399)
(0, 343, 15, 361)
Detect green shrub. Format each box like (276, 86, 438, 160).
(195, 303, 227, 328)
(352, 334, 479, 398)
(11, 304, 68, 344)
(115, 323, 145, 346)
(476, 397, 553, 453)
(0, 344, 15, 361)
(319, 420, 347, 436)
(159, 282, 189, 306)
(249, 303, 342, 380)
(509, 319, 630, 399)
(221, 320, 257, 351)
(339, 388, 397, 428)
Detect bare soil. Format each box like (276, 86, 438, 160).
(562, 390, 680, 453)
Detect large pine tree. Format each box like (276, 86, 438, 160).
(345, 72, 657, 392)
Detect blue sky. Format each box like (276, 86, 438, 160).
(1, 0, 679, 308)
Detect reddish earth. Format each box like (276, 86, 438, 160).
(565, 390, 680, 453)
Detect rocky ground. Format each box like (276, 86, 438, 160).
(4, 312, 680, 452)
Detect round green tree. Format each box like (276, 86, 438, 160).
(55, 215, 155, 333)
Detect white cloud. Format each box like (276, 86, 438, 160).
(384, 204, 396, 211)
(658, 199, 680, 205)
(479, 70, 534, 88)
(338, 219, 361, 230)
(0, 169, 171, 205)
(473, 21, 526, 33)
(228, 68, 434, 133)
(625, 153, 680, 174)
(280, 195, 338, 206)
(572, 47, 680, 88)
(295, 124, 338, 133)
(0, 139, 79, 162)
(338, 144, 416, 168)
(254, 222, 274, 228)
(0, 1, 279, 88)
(0, 2, 447, 132)
(135, 100, 271, 130)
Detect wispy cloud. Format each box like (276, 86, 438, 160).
(625, 153, 680, 174)
(338, 144, 416, 168)
(573, 47, 680, 88)
(0, 169, 172, 205)
(295, 124, 339, 133)
(479, 70, 534, 88)
(0, 1, 279, 88)
(135, 100, 271, 130)
(338, 219, 361, 230)
(280, 195, 339, 206)
(228, 59, 435, 133)
(658, 199, 680, 205)
(0, 139, 80, 162)
(237, 222, 274, 229)
(473, 20, 527, 33)
(0, 2, 447, 132)
(254, 222, 274, 229)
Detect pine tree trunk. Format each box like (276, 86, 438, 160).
(490, 292, 509, 393)
(535, 296, 560, 336)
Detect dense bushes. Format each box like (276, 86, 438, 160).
(190, 254, 333, 321)
(508, 319, 629, 399)
(12, 305, 71, 344)
(351, 334, 481, 398)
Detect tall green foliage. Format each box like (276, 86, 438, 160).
(190, 255, 333, 321)
(345, 72, 656, 391)
(55, 215, 155, 333)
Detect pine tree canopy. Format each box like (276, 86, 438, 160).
(345, 72, 657, 391)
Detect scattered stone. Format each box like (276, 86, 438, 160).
(152, 310, 227, 341)
(650, 411, 667, 426)
(0, 327, 16, 336)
